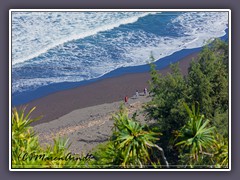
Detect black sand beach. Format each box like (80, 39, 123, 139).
(17, 51, 199, 126)
(15, 51, 199, 154)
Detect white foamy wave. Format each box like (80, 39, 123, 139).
(12, 61, 122, 94)
(12, 11, 229, 95)
(172, 12, 228, 46)
(12, 11, 158, 65)
(122, 12, 228, 67)
(12, 76, 84, 94)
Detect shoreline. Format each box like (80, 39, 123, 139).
(12, 47, 202, 107)
(31, 50, 199, 154)
(12, 29, 229, 107)
(20, 51, 199, 154)
(17, 51, 199, 126)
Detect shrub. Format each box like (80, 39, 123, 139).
(11, 107, 92, 168)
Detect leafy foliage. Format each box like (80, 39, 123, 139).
(211, 133, 229, 168)
(175, 103, 216, 168)
(12, 107, 91, 168)
(146, 63, 189, 163)
(187, 40, 228, 118)
(146, 39, 229, 167)
(93, 105, 168, 168)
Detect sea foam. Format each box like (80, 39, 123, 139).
(12, 12, 158, 65)
(12, 11, 228, 95)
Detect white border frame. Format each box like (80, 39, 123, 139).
(9, 9, 231, 171)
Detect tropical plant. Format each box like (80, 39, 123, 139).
(12, 107, 42, 168)
(12, 107, 92, 168)
(175, 103, 216, 168)
(146, 39, 229, 166)
(94, 105, 169, 168)
(113, 105, 169, 168)
(146, 62, 189, 164)
(211, 133, 229, 168)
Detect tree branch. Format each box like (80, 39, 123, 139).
(146, 142, 169, 168)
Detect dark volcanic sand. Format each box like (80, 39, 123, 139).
(16, 52, 199, 126)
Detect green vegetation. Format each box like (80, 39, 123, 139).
(11, 39, 229, 169)
(92, 105, 169, 168)
(175, 103, 216, 168)
(12, 107, 92, 168)
(145, 39, 229, 168)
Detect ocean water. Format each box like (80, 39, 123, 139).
(11, 11, 229, 105)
